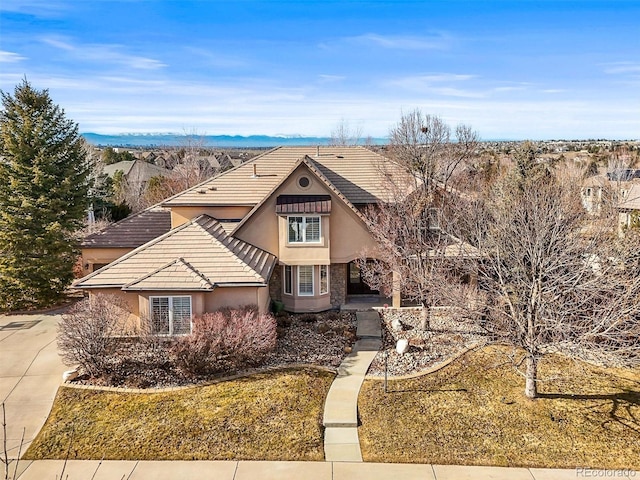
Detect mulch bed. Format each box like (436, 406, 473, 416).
(71, 310, 356, 389)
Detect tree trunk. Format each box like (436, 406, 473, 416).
(420, 303, 430, 330)
(525, 354, 538, 399)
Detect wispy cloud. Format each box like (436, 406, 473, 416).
(346, 33, 451, 50)
(0, 50, 27, 63)
(386, 73, 482, 98)
(602, 62, 640, 75)
(318, 74, 345, 83)
(42, 36, 167, 70)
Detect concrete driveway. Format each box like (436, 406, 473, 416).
(0, 310, 66, 459)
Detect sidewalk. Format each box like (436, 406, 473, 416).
(3, 459, 587, 480)
(323, 311, 382, 462)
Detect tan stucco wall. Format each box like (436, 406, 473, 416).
(204, 286, 270, 314)
(81, 247, 132, 275)
(170, 205, 253, 228)
(236, 163, 378, 263)
(87, 288, 140, 333)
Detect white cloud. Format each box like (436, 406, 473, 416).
(0, 50, 27, 63)
(346, 33, 451, 50)
(318, 74, 346, 83)
(42, 36, 167, 70)
(603, 62, 640, 75)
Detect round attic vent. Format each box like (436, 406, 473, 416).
(298, 176, 310, 188)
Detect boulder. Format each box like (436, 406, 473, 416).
(396, 339, 409, 355)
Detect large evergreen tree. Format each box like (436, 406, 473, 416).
(0, 80, 89, 310)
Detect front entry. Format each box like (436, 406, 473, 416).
(347, 261, 379, 295)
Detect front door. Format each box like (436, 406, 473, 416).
(347, 261, 379, 295)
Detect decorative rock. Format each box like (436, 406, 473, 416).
(391, 318, 402, 331)
(344, 346, 353, 354)
(396, 339, 409, 355)
(62, 369, 79, 382)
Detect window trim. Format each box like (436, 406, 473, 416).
(283, 265, 293, 295)
(287, 216, 322, 244)
(320, 265, 329, 295)
(149, 295, 192, 335)
(297, 265, 314, 296)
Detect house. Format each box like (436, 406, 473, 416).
(74, 146, 416, 334)
(617, 183, 640, 232)
(103, 159, 171, 189)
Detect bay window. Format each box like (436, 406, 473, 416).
(288, 216, 321, 243)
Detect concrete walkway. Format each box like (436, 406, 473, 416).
(3, 459, 597, 480)
(322, 310, 381, 462)
(0, 311, 66, 459)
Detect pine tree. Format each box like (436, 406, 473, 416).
(0, 80, 89, 310)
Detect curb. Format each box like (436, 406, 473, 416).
(63, 363, 338, 394)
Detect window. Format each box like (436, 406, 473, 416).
(298, 176, 310, 188)
(288, 216, 321, 243)
(320, 265, 329, 295)
(283, 265, 292, 295)
(150, 296, 192, 335)
(298, 265, 314, 296)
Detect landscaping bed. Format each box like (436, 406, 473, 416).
(359, 345, 640, 469)
(367, 307, 486, 377)
(26, 368, 334, 461)
(70, 310, 356, 389)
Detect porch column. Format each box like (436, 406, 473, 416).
(392, 270, 401, 308)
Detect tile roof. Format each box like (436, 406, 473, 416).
(162, 146, 402, 207)
(81, 207, 172, 248)
(75, 215, 277, 290)
(276, 195, 332, 214)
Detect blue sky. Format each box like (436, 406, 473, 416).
(0, 0, 639, 139)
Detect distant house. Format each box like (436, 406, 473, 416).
(103, 159, 170, 188)
(617, 183, 640, 232)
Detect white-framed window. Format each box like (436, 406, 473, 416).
(283, 265, 293, 295)
(320, 265, 329, 295)
(298, 265, 314, 296)
(150, 296, 192, 335)
(288, 216, 321, 243)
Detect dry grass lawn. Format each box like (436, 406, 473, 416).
(26, 368, 333, 461)
(359, 346, 640, 469)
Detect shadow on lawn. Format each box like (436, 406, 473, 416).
(538, 389, 640, 434)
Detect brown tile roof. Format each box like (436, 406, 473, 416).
(276, 195, 331, 214)
(81, 208, 172, 248)
(162, 146, 401, 207)
(75, 215, 277, 290)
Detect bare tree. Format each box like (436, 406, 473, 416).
(329, 118, 362, 146)
(388, 109, 479, 194)
(359, 111, 481, 325)
(57, 294, 129, 377)
(460, 154, 640, 398)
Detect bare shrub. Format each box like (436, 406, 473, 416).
(172, 306, 276, 375)
(57, 294, 128, 377)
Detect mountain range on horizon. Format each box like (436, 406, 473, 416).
(82, 132, 389, 148)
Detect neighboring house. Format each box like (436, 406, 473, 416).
(581, 174, 608, 214)
(73, 146, 426, 334)
(103, 159, 170, 187)
(617, 183, 640, 232)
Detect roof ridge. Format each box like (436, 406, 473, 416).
(122, 257, 214, 291)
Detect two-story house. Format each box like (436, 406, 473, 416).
(75, 146, 407, 335)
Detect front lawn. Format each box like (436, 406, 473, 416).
(359, 346, 640, 469)
(26, 368, 333, 461)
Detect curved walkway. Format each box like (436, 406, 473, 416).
(322, 310, 381, 462)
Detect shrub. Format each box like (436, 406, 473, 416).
(173, 306, 277, 375)
(57, 294, 128, 377)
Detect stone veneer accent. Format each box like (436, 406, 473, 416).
(269, 264, 282, 302)
(330, 263, 347, 308)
